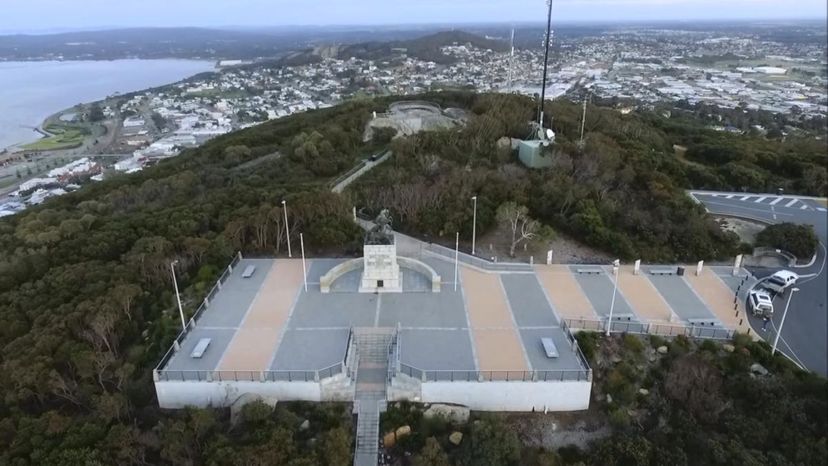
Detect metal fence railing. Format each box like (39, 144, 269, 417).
(396, 365, 592, 383)
(562, 317, 737, 340)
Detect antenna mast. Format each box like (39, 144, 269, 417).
(579, 93, 588, 147)
(536, 0, 554, 128)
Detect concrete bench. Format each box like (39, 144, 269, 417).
(576, 268, 603, 275)
(541, 337, 559, 358)
(241, 265, 256, 278)
(650, 269, 676, 276)
(190, 338, 211, 358)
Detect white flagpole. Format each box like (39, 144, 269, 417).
(300, 233, 308, 292)
(454, 232, 459, 292)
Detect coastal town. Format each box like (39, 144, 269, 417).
(1, 25, 826, 217)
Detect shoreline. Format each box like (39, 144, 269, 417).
(0, 58, 217, 153)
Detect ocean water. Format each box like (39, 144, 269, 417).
(0, 59, 215, 150)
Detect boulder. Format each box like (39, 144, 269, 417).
(395, 425, 412, 439)
(610, 355, 622, 364)
(606, 394, 613, 404)
(639, 388, 650, 396)
(657, 345, 669, 354)
(449, 431, 464, 446)
(383, 431, 396, 448)
(722, 344, 735, 353)
(299, 419, 310, 431)
(750, 363, 769, 376)
(423, 404, 471, 424)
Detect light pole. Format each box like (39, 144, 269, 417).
(606, 259, 620, 336)
(282, 199, 292, 258)
(471, 196, 478, 256)
(170, 260, 186, 332)
(772, 287, 799, 356)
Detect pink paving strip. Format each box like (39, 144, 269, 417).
(460, 267, 529, 372)
(534, 265, 597, 319)
(218, 259, 305, 372)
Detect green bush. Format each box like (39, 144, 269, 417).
(622, 334, 645, 355)
(576, 331, 600, 363)
(756, 222, 819, 259)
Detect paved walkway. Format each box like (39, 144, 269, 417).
(534, 265, 597, 320)
(684, 268, 751, 333)
(217, 260, 304, 374)
(616, 267, 675, 322)
(460, 266, 529, 373)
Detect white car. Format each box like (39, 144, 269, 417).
(748, 290, 774, 317)
(763, 270, 799, 294)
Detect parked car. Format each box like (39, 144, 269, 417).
(748, 289, 775, 317)
(763, 270, 799, 294)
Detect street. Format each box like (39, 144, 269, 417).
(690, 190, 828, 376)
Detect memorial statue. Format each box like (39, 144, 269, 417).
(365, 209, 394, 245)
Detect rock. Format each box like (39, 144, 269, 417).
(395, 425, 412, 439)
(383, 431, 396, 448)
(639, 388, 650, 396)
(299, 419, 310, 431)
(606, 394, 613, 404)
(750, 363, 769, 376)
(496, 136, 512, 149)
(610, 355, 622, 364)
(657, 345, 669, 354)
(449, 431, 464, 445)
(648, 355, 657, 363)
(423, 404, 471, 424)
(723, 344, 735, 353)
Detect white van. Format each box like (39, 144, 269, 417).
(748, 290, 774, 317)
(764, 270, 799, 294)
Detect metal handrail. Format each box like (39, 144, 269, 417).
(562, 317, 736, 340)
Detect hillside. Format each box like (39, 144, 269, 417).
(0, 91, 824, 464)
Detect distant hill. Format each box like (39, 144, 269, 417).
(335, 30, 509, 64)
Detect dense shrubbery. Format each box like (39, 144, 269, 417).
(352, 93, 753, 261)
(755, 222, 820, 259)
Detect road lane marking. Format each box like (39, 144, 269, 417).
(726, 194, 735, 199)
(817, 207, 827, 212)
(740, 195, 751, 201)
(801, 204, 809, 210)
(785, 199, 798, 208)
(769, 197, 783, 206)
(754, 196, 767, 203)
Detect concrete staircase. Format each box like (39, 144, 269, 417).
(353, 329, 393, 466)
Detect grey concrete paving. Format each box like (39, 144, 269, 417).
(379, 289, 468, 328)
(501, 274, 559, 326)
(519, 328, 585, 375)
(164, 328, 236, 373)
(643, 268, 716, 321)
(307, 258, 347, 283)
(569, 266, 637, 319)
(398, 328, 476, 371)
(288, 290, 377, 328)
(197, 258, 273, 328)
(270, 328, 350, 371)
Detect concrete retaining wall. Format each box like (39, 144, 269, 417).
(155, 380, 322, 408)
(420, 380, 591, 412)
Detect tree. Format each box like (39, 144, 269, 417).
(755, 222, 819, 259)
(88, 103, 105, 122)
(496, 202, 541, 257)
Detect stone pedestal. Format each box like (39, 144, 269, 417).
(360, 239, 402, 293)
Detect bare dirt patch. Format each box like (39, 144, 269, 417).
(473, 224, 612, 264)
(715, 216, 765, 244)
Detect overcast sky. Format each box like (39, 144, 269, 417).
(2, 0, 826, 32)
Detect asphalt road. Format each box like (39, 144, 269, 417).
(690, 190, 828, 376)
